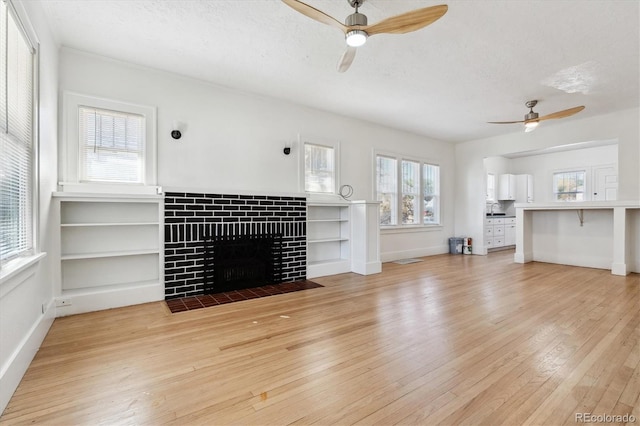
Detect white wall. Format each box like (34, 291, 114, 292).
(455, 108, 640, 255)
(58, 48, 456, 262)
(0, 0, 58, 414)
(509, 144, 618, 203)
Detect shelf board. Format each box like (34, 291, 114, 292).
(308, 237, 349, 244)
(61, 222, 159, 227)
(61, 279, 161, 296)
(61, 249, 160, 260)
(308, 258, 349, 266)
(307, 219, 349, 223)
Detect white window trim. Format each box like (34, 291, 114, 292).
(552, 167, 589, 202)
(0, 0, 42, 275)
(61, 91, 158, 195)
(298, 135, 341, 199)
(373, 149, 442, 229)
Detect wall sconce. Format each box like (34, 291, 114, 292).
(283, 142, 291, 155)
(171, 121, 183, 140)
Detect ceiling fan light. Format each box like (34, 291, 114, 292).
(346, 30, 367, 47)
(524, 121, 539, 132)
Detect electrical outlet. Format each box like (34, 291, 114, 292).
(55, 298, 72, 307)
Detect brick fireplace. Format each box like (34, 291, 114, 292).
(164, 192, 306, 299)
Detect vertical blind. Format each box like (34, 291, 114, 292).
(0, 0, 35, 262)
(79, 106, 144, 183)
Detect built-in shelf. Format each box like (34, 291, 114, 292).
(308, 237, 349, 244)
(61, 249, 160, 261)
(54, 193, 164, 316)
(61, 222, 159, 227)
(306, 200, 382, 279)
(307, 202, 351, 278)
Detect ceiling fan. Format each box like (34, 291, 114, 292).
(488, 100, 585, 133)
(282, 0, 448, 72)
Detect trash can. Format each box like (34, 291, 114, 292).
(449, 237, 464, 254)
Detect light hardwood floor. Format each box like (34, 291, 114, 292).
(1, 251, 639, 425)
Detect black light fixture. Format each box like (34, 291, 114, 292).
(171, 121, 183, 140)
(283, 142, 292, 155)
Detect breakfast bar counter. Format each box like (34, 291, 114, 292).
(514, 201, 640, 275)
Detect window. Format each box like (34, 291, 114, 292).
(423, 163, 440, 224)
(401, 160, 420, 224)
(304, 142, 336, 193)
(553, 170, 585, 201)
(63, 92, 157, 191)
(375, 153, 440, 226)
(376, 155, 397, 225)
(79, 107, 144, 183)
(486, 173, 495, 201)
(0, 0, 36, 264)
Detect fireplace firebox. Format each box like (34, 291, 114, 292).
(203, 233, 283, 294)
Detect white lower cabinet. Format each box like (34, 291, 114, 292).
(485, 217, 516, 249)
(54, 193, 164, 316)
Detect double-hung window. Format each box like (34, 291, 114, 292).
(79, 107, 144, 183)
(62, 92, 157, 192)
(303, 141, 338, 194)
(0, 0, 36, 265)
(553, 170, 585, 201)
(375, 153, 440, 226)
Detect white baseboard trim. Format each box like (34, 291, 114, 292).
(532, 254, 611, 271)
(351, 260, 382, 275)
(55, 282, 164, 317)
(611, 262, 629, 276)
(0, 298, 55, 414)
(381, 245, 448, 263)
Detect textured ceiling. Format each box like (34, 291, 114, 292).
(40, 0, 639, 143)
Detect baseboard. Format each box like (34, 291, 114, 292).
(0, 298, 55, 414)
(351, 260, 382, 275)
(381, 245, 448, 263)
(532, 253, 611, 271)
(55, 282, 164, 317)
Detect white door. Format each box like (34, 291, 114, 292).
(592, 165, 618, 201)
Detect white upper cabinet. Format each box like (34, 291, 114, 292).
(516, 174, 534, 203)
(498, 174, 516, 200)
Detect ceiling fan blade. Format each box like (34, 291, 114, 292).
(337, 47, 357, 73)
(364, 4, 448, 36)
(537, 106, 585, 121)
(487, 120, 525, 124)
(282, 0, 347, 33)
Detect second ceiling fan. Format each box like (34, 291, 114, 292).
(282, 0, 448, 72)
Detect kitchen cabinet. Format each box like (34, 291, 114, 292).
(516, 174, 534, 203)
(504, 218, 516, 245)
(485, 216, 516, 249)
(498, 174, 516, 200)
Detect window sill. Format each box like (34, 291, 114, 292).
(381, 225, 443, 235)
(0, 252, 47, 299)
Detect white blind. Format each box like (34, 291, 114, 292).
(304, 143, 334, 193)
(79, 106, 144, 183)
(0, 1, 35, 262)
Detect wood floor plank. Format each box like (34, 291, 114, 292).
(1, 250, 638, 425)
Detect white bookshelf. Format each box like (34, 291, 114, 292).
(53, 193, 164, 316)
(307, 202, 351, 278)
(306, 200, 381, 279)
